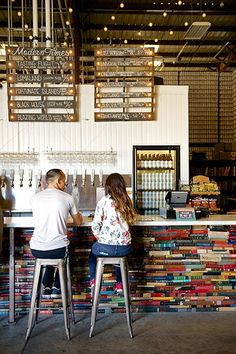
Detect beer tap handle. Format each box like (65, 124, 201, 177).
(0, 169, 6, 188)
(10, 169, 15, 188)
(91, 169, 95, 187)
(28, 169, 33, 187)
(73, 169, 77, 187)
(37, 169, 42, 188)
(65, 169, 69, 187)
(82, 169, 86, 188)
(19, 169, 24, 187)
(99, 169, 103, 187)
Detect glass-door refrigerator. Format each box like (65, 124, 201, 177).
(133, 145, 180, 215)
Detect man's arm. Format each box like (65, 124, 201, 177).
(71, 212, 83, 226)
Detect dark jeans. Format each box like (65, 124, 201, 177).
(89, 242, 132, 283)
(31, 247, 68, 289)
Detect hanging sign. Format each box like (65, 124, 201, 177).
(6, 46, 77, 122)
(94, 47, 155, 122)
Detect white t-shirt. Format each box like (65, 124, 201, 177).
(30, 188, 78, 251)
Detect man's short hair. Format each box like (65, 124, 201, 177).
(45, 169, 63, 184)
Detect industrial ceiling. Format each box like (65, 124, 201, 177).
(0, 0, 236, 82)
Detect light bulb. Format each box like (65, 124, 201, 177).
(104, 26, 108, 31)
(120, 2, 124, 8)
(111, 15, 115, 21)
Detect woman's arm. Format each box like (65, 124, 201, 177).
(91, 202, 104, 238)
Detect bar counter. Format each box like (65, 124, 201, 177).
(4, 214, 236, 228)
(1, 214, 236, 322)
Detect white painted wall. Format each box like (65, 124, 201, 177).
(0, 84, 189, 180)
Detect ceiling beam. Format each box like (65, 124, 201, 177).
(4, 1, 234, 14)
(81, 38, 236, 46)
(0, 36, 235, 48)
(81, 24, 236, 32)
(1, 22, 235, 33)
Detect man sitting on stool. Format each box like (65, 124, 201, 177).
(30, 169, 83, 295)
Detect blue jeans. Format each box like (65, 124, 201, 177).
(31, 247, 68, 289)
(89, 242, 132, 283)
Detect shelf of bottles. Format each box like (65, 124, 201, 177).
(133, 145, 180, 215)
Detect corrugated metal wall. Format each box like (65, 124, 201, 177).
(0, 84, 189, 180)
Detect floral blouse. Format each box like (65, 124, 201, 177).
(91, 195, 131, 245)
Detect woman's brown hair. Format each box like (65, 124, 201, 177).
(105, 173, 136, 224)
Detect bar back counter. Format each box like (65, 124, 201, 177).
(1, 215, 236, 322)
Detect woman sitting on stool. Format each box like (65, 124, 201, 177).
(89, 173, 135, 293)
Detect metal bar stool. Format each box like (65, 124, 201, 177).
(25, 257, 75, 341)
(89, 256, 133, 338)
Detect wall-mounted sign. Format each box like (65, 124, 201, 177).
(95, 47, 155, 122)
(6, 46, 77, 122)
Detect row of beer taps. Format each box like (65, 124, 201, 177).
(0, 169, 41, 189)
(0, 169, 104, 189)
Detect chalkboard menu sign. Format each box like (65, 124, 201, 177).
(6, 46, 77, 122)
(95, 47, 155, 122)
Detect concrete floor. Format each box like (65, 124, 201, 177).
(0, 312, 236, 354)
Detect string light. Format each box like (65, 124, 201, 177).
(163, 11, 167, 17)
(66, 20, 70, 25)
(202, 12, 207, 18)
(17, 11, 22, 16)
(154, 38, 158, 42)
(169, 30, 173, 35)
(138, 31, 141, 36)
(178, 0, 182, 4)
(149, 22, 153, 27)
(104, 26, 108, 31)
(120, 2, 124, 8)
(184, 21, 189, 26)
(97, 36, 101, 41)
(111, 15, 115, 20)
(124, 39, 128, 44)
(68, 8, 73, 13)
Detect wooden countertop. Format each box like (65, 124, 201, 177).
(3, 214, 236, 228)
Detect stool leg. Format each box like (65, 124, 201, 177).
(66, 259, 75, 324)
(35, 266, 44, 323)
(120, 259, 133, 339)
(59, 262, 70, 340)
(89, 258, 103, 338)
(25, 260, 41, 341)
